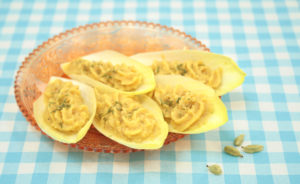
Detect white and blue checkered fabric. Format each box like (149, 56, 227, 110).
(0, 0, 300, 183)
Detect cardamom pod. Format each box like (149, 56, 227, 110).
(207, 164, 222, 175)
(242, 145, 264, 153)
(224, 145, 243, 157)
(234, 134, 245, 146)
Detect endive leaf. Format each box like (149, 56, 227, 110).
(131, 50, 246, 96)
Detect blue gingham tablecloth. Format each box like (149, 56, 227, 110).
(1, 0, 300, 183)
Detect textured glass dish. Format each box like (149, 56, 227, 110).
(14, 21, 209, 153)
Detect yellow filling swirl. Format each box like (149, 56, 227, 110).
(94, 89, 160, 142)
(43, 79, 90, 132)
(67, 59, 143, 91)
(154, 85, 208, 131)
(152, 60, 222, 89)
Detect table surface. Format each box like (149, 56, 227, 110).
(1, 0, 300, 183)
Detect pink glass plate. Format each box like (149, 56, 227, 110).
(14, 21, 210, 153)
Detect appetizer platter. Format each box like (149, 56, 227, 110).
(14, 21, 245, 153)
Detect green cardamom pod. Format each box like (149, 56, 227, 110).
(224, 145, 243, 157)
(242, 145, 264, 153)
(207, 164, 222, 175)
(234, 134, 245, 146)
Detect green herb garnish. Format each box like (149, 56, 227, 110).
(106, 107, 114, 115)
(51, 99, 70, 113)
(155, 66, 160, 73)
(83, 65, 89, 72)
(102, 73, 112, 79)
(176, 97, 182, 104)
(177, 64, 187, 75)
(114, 101, 123, 111)
(163, 99, 174, 107)
(97, 113, 103, 119)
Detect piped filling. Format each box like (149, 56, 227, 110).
(154, 85, 212, 132)
(94, 89, 161, 143)
(43, 79, 90, 132)
(152, 60, 222, 89)
(65, 59, 143, 91)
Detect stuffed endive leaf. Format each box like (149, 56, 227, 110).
(61, 50, 155, 95)
(89, 82, 168, 150)
(153, 75, 228, 134)
(131, 50, 246, 96)
(33, 77, 96, 143)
